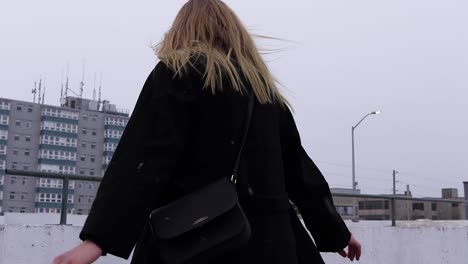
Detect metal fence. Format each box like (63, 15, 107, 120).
(4, 169, 468, 226)
(5, 169, 102, 225)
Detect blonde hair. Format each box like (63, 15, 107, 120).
(154, 0, 288, 106)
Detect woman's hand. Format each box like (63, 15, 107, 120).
(338, 233, 361, 261)
(52, 240, 103, 264)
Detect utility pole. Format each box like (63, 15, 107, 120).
(393, 170, 398, 196)
(391, 170, 399, 226)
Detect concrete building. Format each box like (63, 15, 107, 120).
(353, 187, 466, 220)
(0, 96, 129, 215)
(330, 185, 467, 220)
(330, 188, 360, 220)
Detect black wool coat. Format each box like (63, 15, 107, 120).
(79, 61, 351, 264)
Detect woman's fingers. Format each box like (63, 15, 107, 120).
(338, 250, 347, 258)
(348, 246, 356, 261)
(355, 243, 361, 260)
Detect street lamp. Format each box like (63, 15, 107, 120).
(351, 110, 381, 221)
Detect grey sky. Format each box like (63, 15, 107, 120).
(1, 0, 467, 197)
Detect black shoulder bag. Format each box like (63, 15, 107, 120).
(147, 93, 255, 264)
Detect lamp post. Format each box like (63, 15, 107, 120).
(351, 110, 381, 222)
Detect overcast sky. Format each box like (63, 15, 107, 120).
(1, 0, 467, 198)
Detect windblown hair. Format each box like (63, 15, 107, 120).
(155, 0, 288, 106)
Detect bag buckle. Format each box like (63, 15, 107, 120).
(230, 174, 237, 184)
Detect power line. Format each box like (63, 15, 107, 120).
(315, 160, 391, 174)
(316, 160, 465, 186)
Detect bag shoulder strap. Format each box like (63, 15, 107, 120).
(231, 91, 255, 182)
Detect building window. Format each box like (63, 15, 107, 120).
(11, 162, 18, 169)
(432, 203, 437, 211)
(23, 164, 29, 171)
(42, 121, 78, 133)
(11, 177, 16, 184)
(80, 155, 86, 162)
(26, 121, 32, 128)
(22, 178, 27, 185)
(27, 106, 33, 112)
(413, 203, 424, 211)
(13, 148, 18, 155)
(452, 203, 459, 208)
(91, 143, 96, 149)
(24, 149, 30, 156)
(39, 149, 76, 161)
(38, 178, 66, 188)
(0, 116, 9, 126)
(20, 207, 26, 213)
(89, 183, 94, 189)
(336, 206, 354, 216)
(81, 142, 86, 148)
(0, 145, 6, 155)
(89, 169, 95, 176)
(25, 136, 31, 142)
(17, 104, 22, 111)
(79, 169, 85, 175)
(21, 193, 27, 200)
(66, 194, 73, 203)
(359, 200, 390, 210)
(82, 128, 87, 135)
(0, 130, 8, 139)
(15, 120, 21, 126)
(14, 135, 20, 141)
(90, 155, 95, 163)
(82, 114, 88, 120)
(41, 135, 77, 147)
(9, 192, 15, 199)
(91, 130, 97, 136)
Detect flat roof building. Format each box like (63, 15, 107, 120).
(0, 96, 129, 215)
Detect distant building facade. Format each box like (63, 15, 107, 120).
(331, 187, 466, 221)
(0, 96, 129, 215)
(330, 188, 360, 220)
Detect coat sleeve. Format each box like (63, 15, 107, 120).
(280, 107, 351, 252)
(79, 62, 195, 259)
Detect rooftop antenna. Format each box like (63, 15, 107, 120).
(98, 72, 102, 111)
(78, 57, 85, 110)
(64, 62, 70, 99)
(42, 76, 46, 105)
(60, 68, 64, 105)
(32, 82, 37, 103)
(38, 76, 42, 105)
(62, 61, 80, 103)
(93, 72, 97, 101)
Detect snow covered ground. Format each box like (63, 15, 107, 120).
(0, 214, 467, 264)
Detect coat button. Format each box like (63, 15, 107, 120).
(248, 186, 254, 196)
(136, 162, 144, 172)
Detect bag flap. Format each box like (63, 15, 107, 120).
(158, 205, 250, 263)
(149, 177, 238, 239)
